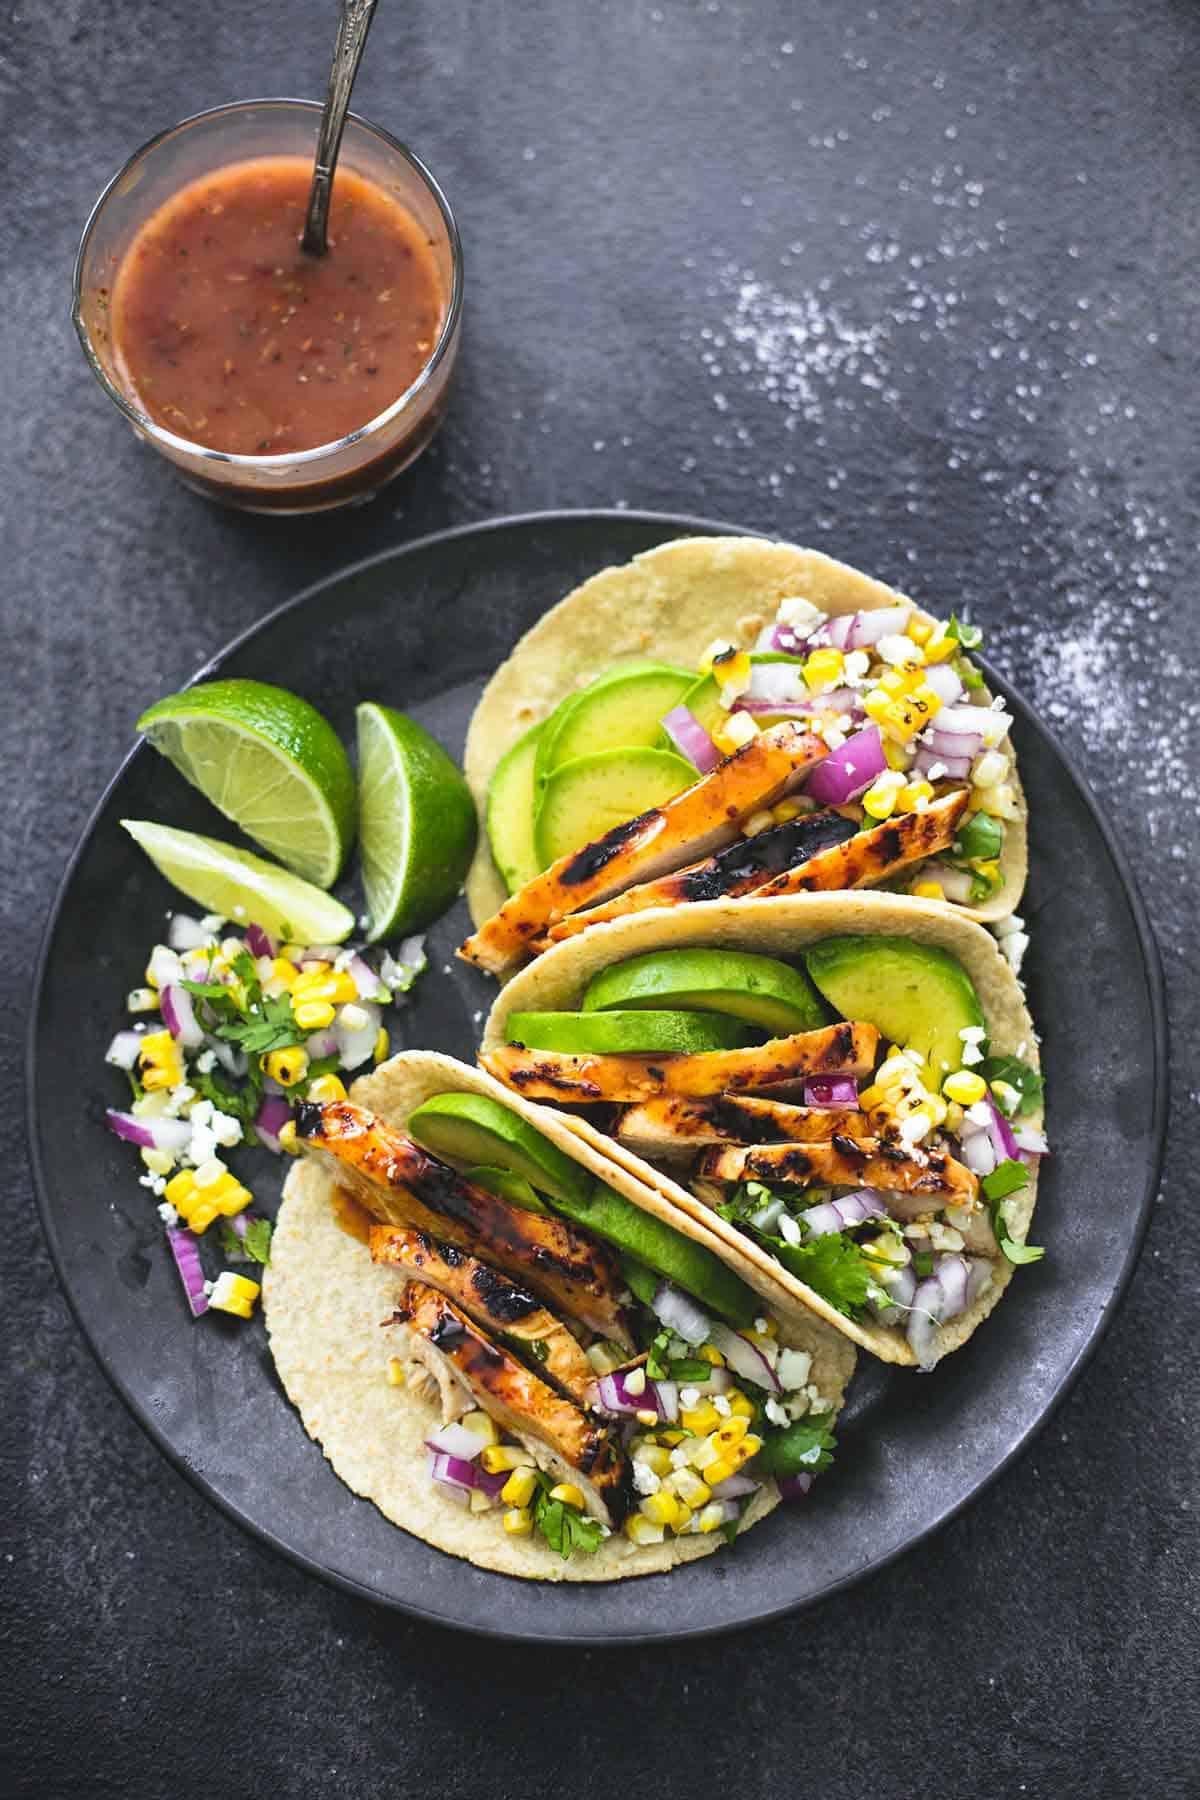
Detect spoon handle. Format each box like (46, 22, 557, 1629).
(302, 0, 382, 256)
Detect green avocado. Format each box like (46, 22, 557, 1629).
(465, 1165, 549, 1215)
(534, 746, 696, 868)
(406, 1092, 592, 1208)
(803, 936, 985, 1081)
(535, 663, 695, 794)
(486, 721, 544, 894)
(582, 947, 828, 1037)
(504, 1009, 759, 1055)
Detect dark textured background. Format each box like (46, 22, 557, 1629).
(4, 2, 1197, 1795)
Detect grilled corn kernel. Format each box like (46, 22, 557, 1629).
(164, 1165, 252, 1235)
(665, 1468, 712, 1507)
(771, 798, 807, 824)
(658, 1427, 687, 1447)
(278, 1120, 299, 1154)
(126, 987, 160, 1013)
(385, 1357, 406, 1388)
(501, 1467, 538, 1507)
(688, 1436, 722, 1471)
(293, 1000, 337, 1030)
(640, 1491, 682, 1527)
(294, 967, 357, 1004)
(895, 778, 934, 814)
(263, 1046, 309, 1087)
(702, 1457, 735, 1487)
(480, 1444, 535, 1474)
(922, 631, 957, 663)
(549, 1483, 585, 1511)
(468, 1488, 493, 1513)
(680, 1402, 722, 1435)
(635, 1408, 659, 1427)
(460, 1410, 501, 1446)
(912, 880, 945, 900)
(373, 1026, 390, 1063)
(802, 647, 845, 692)
(696, 1502, 728, 1534)
(138, 1030, 184, 1092)
(755, 1316, 778, 1338)
(502, 1507, 533, 1537)
(712, 710, 758, 755)
(906, 617, 934, 645)
(726, 1390, 756, 1419)
(625, 1514, 666, 1545)
(944, 1070, 987, 1105)
(713, 1416, 750, 1452)
(743, 808, 776, 837)
(306, 1073, 347, 1104)
(862, 778, 900, 821)
(864, 678, 943, 744)
(671, 1501, 694, 1534)
(270, 958, 300, 990)
(632, 1444, 672, 1477)
(141, 1147, 175, 1177)
(207, 1271, 260, 1319)
(696, 1344, 725, 1366)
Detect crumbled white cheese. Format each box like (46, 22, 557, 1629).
(961, 1042, 984, 1066)
(776, 1348, 813, 1391)
(899, 1112, 932, 1145)
(209, 1110, 242, 1149)
(157, 1201, 179, 1226)
(194, 1049, 216, 1074)
(669, 1445, 693, 1470)
(632, 1461, 661, 1496)
(877, 633, 919, 666)
(338, 1003, 370, 1032)
(678, 1386, 701, 1411)
(820, 722, 847, 750)
(764, 1396, 791, 1428)
(1000, 931, 1030, 976)
(925, 760, 948, 780)
(188, 1099, 214, 1128)
(777, 596, 825, 633)
(842, 649, 871, 684)
(959, 1025, 987, 1043)
(138, 1173, 167, 1198)
(965, 1101, 994, 1128)
(712, 1394, 732, 1417)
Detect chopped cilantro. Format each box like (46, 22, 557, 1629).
(190, 1062, 261, 1128)
(755, 1410, 837, 1480)
(720, 1518, 740, 1548)
(981, 1160, 1045, 1267)
(218, 1216, 273, 1264)
(646, 1329, 674, 1380)
(998, 1234, 1046, 1266)
(768, 1229, 877, 1318)
(980, 1055, 1044, 1117)
(955, 655, 985, 691)
(947, 612, 983, 650)
(218, 992, 305, 1057)
(982, 1159, 1029, 1204)
(912, 1251, 934, 1278)
(953, 812, 1005, 862)
(533, 1483, 603, 1559)
(667, 1358, 713, 1383)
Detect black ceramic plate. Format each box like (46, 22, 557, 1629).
(28, 511, 1166, 1643)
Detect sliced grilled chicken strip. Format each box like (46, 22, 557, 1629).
(482, 1021, 879, 1105)
(695, 1138, 979, 1203)
(543, 810, 858, 943)
(371, 1226, 598, 1406)
(753, 791, 969, 899)
(395, 1281, 631, 1524)
(459, 721, 828, 976)
(614, 1094, 874, 1161)
(294, 1100, 634, 1348)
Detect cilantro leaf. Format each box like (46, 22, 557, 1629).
(216, 1216, 273, 1264)
(755, 1411, 837, 1480)
(947, 612, 983, 650)
(981, 1160, 1045, 1266)
(768, 1229, 877, 1317)
(190, 1062, 261, 1128)
(982, 1159, 1029, 1204)
(980, 1055, 1044, 1117)
(953, 813, 1005, 862)
(532, 1485, 603, 1559)
(218, 992, 305, 1057)
(720, 1518, 741, 1547)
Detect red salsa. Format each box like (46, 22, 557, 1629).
(111, 155, 446, 455)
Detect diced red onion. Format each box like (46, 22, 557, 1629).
(474, 1466, 508, 1502)
(805, 725, 887, 805)
(166, 1225, 208, 1317)
(872, 1261, 917, 1326)
(426, 1451, 472, 1506)
(803, 1076, 860, 1110)
(738, 686, 864, 719)
(255, 1095, 293, 1154)
(938, 703, 1013, 743)
(917, 860, 976, 903)
(146, 945, 183, 989)
(348, 952, 387, 1003)
(922, 663, 965, 706)
(777, 1473, 815, 1501)
(1012, 1124, 1049, 1157)
(105, 1030, 143, 1071)
(160, 983, 205, 1049)
(105, 1109, 192, 1154)
(924, 726, 984, 760)
(801, 1190, 887, 1237)
(167, 913, 210, 952)
(907, 1276, 945, 1369)
(935, 1254, 970, 1319)
(708, 1473, 760, 1500)
(960, 1125, 997, 1177)
(426, 1423, 485, 1461)
(661, 704, 722, 774)
(651, 1280, 712, 1346)
(243, 922, 276, 959)
(986, 1098, 1021, 1163)
(304, 1030, 339, 1061)
(692, 1364, 733, 1396)
(205, 1036, 247, 1079)
(914, 745, 973, 782)
(766, 624, 801, 653)
(965, 1258, 995, 1307)
(594, 1372, 679, 1421)
(844, 605, 912, 650)
(334, 1001, 381, 1071)
(708, 1324, 782, 1395)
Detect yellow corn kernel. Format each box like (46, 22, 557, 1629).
(640, 1491, 682, 1528)
(501, 1467, 538, 1508)
(549, 1483, 585, 1511)
(922, 631, 958, 663)
(624, 1513, 666, 1546)
(141, 1147, 175, 1177)
(164, 1165, 252, 1235)
(635, 1408, 660, 1428)
(293, 967, 357, 1005)
(907, 617, 934, 645)
(502, 1507, 533, 1537)
(727, 1435, 762, 1471)
(700, 641, 750, 687)
(373, 1026, 390, 1063)
(711, 710, 758, 756)
(862, 780, 899, 821)
(126, 987, 160, 1013)
(207, 1271, 260, 1319)
(864, 678, 942, 744)
(742, 809, 776, 837)
(944, 1070, 987, 1105)
(386, 1357, 406, 1388)
(293, 999, 337, 1031)
(468, 1488, 492, 1513)
(138, 1030, 184, 1092)
(726, 1391, 756, 1419)
(696, 1502, 728, 1534)
(278, 1120, 299, 1155)
(696, 1344, 725, 1367)
(270, 958, 300, 990)
(771, 798, 807, 825)
(756, 1316, 779, 1339)
(883, 737, 913, 772)
(306, 1073, 347, 1104)
(632, 1444, 672, 1477)
(944, 1099, 965, 1132)
(895, 779, 934, 814)
(665, 1469, 711, 1508)
(671, 1501, 694, 1535)
(712, 1416, 750, 1452)
(263, 1045, 309, 1087)
(480, 1443, 535, 1474)
(858, 1082, 884, 1110)
(658, 1428, 687, 1447)
(459, 1410, 501, 1446)
(802, 647, 845, 692)
(680, 1402, 722, 1435)
(911, 880, 945, 900)
(686, 1435, 721, 1471)
(702, 1457, 734, 1487)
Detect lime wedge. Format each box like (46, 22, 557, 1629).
(356, 703, 477, 942)
(121, 820, 356, 943)
(137, 679, 355, 888)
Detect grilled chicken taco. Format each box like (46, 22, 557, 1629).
(263, 1051, 856, 1580)
(478, 893, 1047, 1369)
(459, 538, 1028, 977)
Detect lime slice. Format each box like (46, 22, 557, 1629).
(122, 820, 355, 943)
(356, 703, 477, 942)
(137, 679, 355, 888)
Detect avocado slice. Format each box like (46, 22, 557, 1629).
(582, 948, 828, 1037)
(486, 720, 544, 893)
(536, 663, 695, 792)
(552, 1179, 757, 1326)
(505, 1009, 759, 1055)
(407, 1092, 592, 1208)
(465, 1164, 549, 1215)
(534, 746, 696, 868)
(803, 935, 985, 1081)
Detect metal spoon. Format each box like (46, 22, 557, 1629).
(301, 0, 382, 256)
